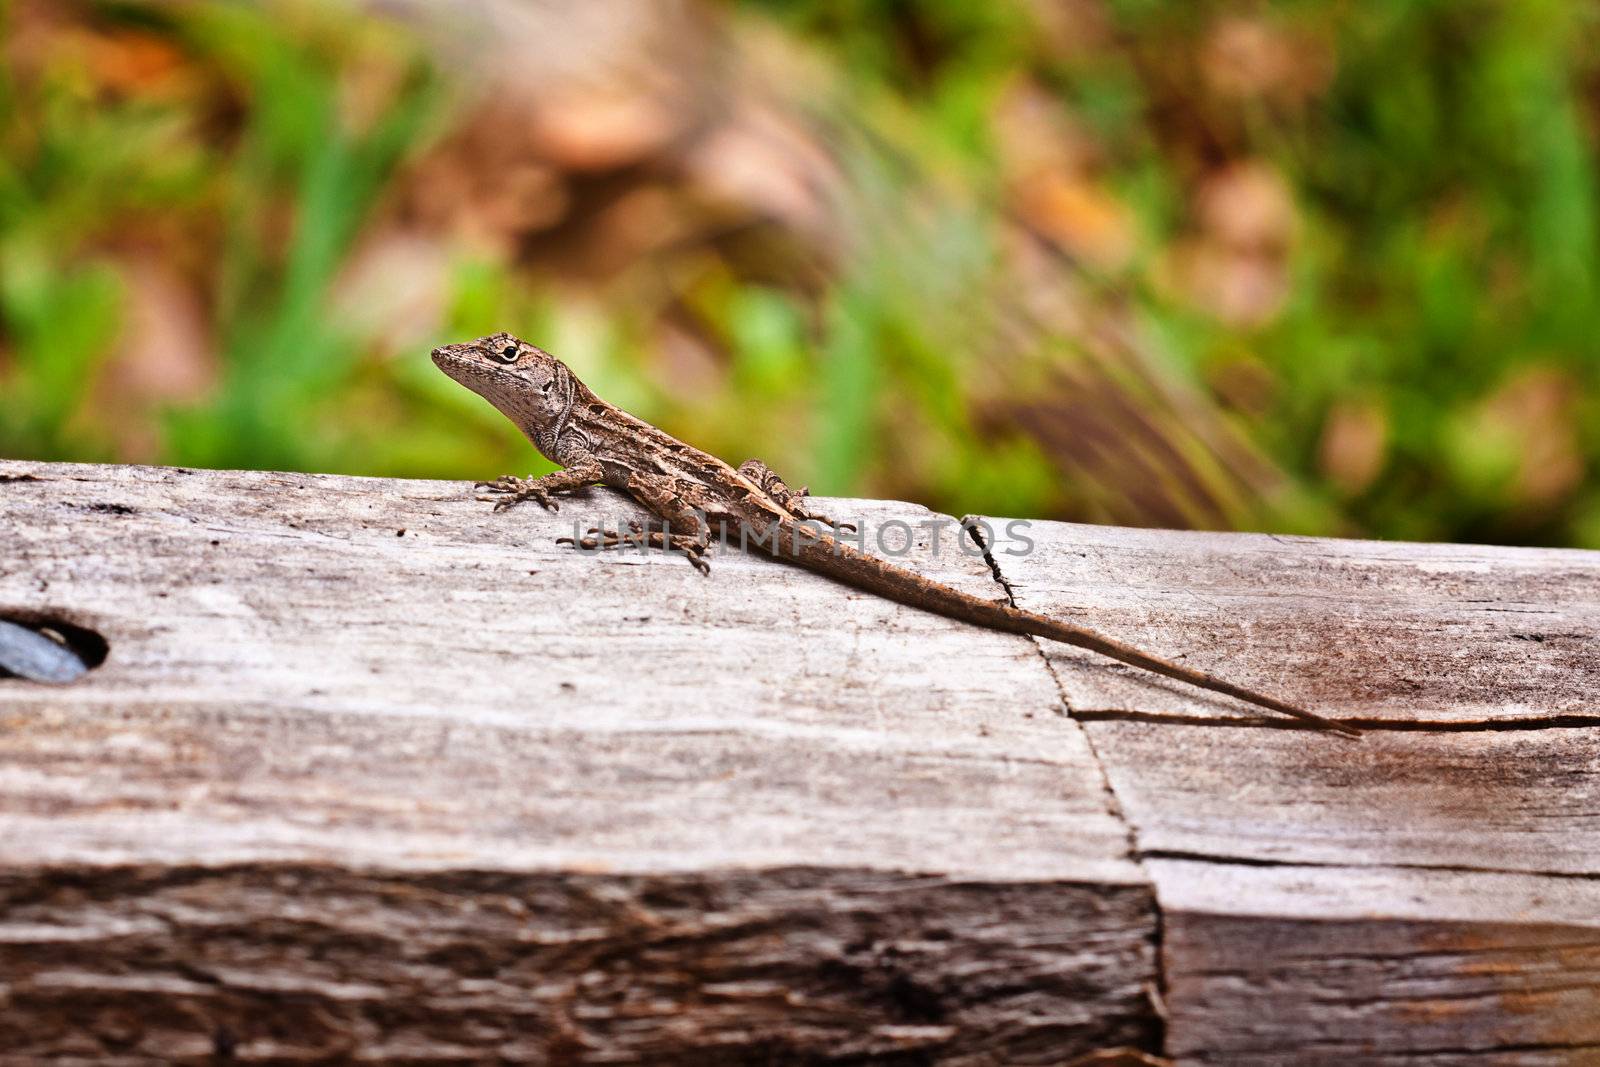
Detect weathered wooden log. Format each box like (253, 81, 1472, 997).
(1, 459, 1596, 1063)
(0, 461, 1151, 1064)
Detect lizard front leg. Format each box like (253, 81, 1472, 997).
(737, 460, 856, 533)
(476, 459, 603, 513)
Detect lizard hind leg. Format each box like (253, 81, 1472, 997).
(557, 521, 711, 574)
(558, 472, 715, 573)
(737, 460, 856, 533)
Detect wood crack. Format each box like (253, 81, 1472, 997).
(965, 514, 1169, 1060)
(1139, 849, 1600, 882)
(1074, 708, 1600, 733)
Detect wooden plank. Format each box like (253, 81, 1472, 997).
(0, 461, 1154, 1064)
(981, 516, 1600, 1064)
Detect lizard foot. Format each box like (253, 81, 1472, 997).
(475, 474, 557, 513)
(557, 522, 711, 574)
(791, 499, 857, 535)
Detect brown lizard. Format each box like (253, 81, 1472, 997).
(433, 332, 1358, 737)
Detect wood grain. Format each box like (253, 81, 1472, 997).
(982, 514, 1600, 1065)
(1154, 861, 1600, 1066)
(0, 461, 1152, 1064)
(976, 518, 1600, 727)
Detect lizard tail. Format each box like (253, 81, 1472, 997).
(788, 533, 1360, 738)
(1004, 613, 1361, 738)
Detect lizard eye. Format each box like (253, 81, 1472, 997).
(494, 344, 518, 363)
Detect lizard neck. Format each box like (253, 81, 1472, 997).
(525, 363, 590, 465)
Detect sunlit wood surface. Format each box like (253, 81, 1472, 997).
(2, 459, 1595, 1064)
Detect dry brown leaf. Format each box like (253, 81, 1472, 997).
(1015, 170, 1136, 271)
(1201, 15, 1333, 108)
(99, 255, 215, 460)
(529, 89, 685, 172)
(1482, 366, 1585, 508)
(1318, 396, 1389, 496)
(1196, 161, 1298, 253)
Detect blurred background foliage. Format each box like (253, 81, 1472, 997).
(1, 0, 1598, 547)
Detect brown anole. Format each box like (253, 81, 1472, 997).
(433, 332, 1358, 737)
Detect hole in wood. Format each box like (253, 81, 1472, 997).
(0, 614, 108, 684)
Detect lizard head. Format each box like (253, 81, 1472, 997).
(431, 332, 577, 443)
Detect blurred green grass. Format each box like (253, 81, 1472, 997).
(2, 0, 1598, 548)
